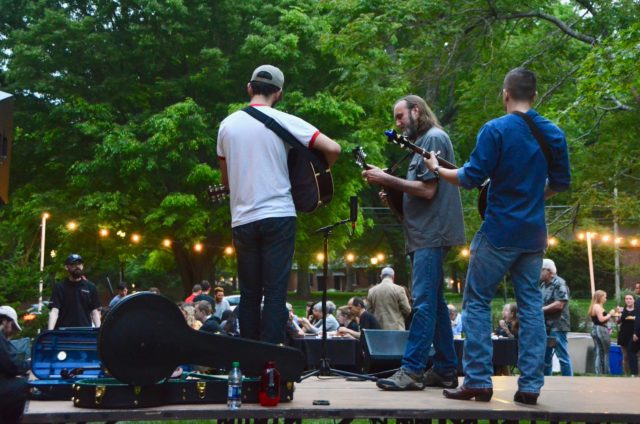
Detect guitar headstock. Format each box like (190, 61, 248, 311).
(384, 129, 411, 149)
(351, 146, 368, 169)
(207, 184, 229, 203)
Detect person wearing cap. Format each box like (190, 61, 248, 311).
(108, 282, 129, 308)
(216, 64, 341, 345)
(0, 305, 30, 423)
(540, 258, 573, 376)
(367, 267, 411, 330)
(48, 253, 101, 330)
(364, 95, 465, 392)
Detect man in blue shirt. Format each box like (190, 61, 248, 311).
(424, 68, 570, 405)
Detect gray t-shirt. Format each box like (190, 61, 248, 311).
(540, 275, 571, 332)
(403, 127, 466, 253)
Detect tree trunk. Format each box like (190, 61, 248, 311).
(296, 266, 310, 297)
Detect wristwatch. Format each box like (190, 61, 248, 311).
(433, 166, 440, 178)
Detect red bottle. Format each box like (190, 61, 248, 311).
(259, 361, 280, 407)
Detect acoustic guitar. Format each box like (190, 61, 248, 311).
(99, 292, 305, 386)
(352, 146, 404, 222)
(243, 106, 333, 213)
(206, 184, 229, 204)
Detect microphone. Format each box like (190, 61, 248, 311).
(350, 196, 358, 233)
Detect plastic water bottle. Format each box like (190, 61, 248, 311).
(227, 361, 242, 410)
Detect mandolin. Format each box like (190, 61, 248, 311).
(352, 146, 404, 222)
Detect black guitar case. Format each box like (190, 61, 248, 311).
(98, 292, 305, 386)
(72, 373, 295, 408)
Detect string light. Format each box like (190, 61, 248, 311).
(576, 232, 640, 248)
(162, 239, 172, 248)
(131, 233, 141, 243)
(376, 253, 385, 262)
(224, 246, 234, 255)
(548, 237, 558, 246)
(370, 257, 378, 265)
(99, 228, 109, 237)
(66, 221, 78, 231)
(316, 253, 324, 262)
(345, 253, 355, 263)
(193, 243, 203, 252)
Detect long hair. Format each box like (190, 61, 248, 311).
(398, 95, 442, 134)
(588, 290, 606, 316)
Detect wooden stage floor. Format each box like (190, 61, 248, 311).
(21, 376, 640, 423)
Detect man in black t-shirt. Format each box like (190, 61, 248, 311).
(48, 254, 101, 329)
(337, 296, 380, 339)
(193, 280, 215, 306)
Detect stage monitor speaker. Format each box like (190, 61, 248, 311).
(0, 91, 14, 206)
(361, 329, 409, 374)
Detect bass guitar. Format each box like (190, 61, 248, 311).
(352, 146, 404, 222)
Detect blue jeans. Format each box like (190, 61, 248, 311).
(462, 233, 545, 393)
(232, 216, 296, 345)
(401, 247, 457, 375)
(544, 330, 573, 376)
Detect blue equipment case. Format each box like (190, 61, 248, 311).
(29, 327, 104, 400)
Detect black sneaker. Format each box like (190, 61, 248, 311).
(423, 367, 459, 388)
(376, 368, 425, 391)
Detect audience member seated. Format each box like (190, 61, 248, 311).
(337, 296, 380, 340)
(221, 307, 240, 337)
(494, 303, 519, 339)
(493, 303, 518, 375)
(299, 301, 339, 335)
(448, 304, 463, 337)
(285, 303, 305, 341)
(180, 303, 202, 330)
(305, 301, 316, 324)
(194, 301, 222, 334)
(335, 305, 359, 339)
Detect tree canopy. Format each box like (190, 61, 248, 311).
(1, 0, 639, 305)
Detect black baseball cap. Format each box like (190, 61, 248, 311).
(64, 253, 84, 265)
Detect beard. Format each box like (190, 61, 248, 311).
(69, 268, 84, 279)
(403, 114, 419, 141)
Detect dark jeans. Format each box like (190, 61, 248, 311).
(629, 337, 640, 375)
(233, 216, 296, 345)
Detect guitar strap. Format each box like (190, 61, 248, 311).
(242, 106, 325, 169)
(511, 111, 552, 166)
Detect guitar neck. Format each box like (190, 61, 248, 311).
(406, 144, 457, 170)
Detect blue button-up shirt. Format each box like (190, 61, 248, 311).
(457, 109, 571, 251)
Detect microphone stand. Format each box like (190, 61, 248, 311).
(300, 218, 376, 381)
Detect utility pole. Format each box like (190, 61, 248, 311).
(613, 186, 621, 300)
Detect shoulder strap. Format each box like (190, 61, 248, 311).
(242, 106, 320, 164)
(511, 111, 553, 165)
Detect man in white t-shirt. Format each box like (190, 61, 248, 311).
(217, 64, 340, 344)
